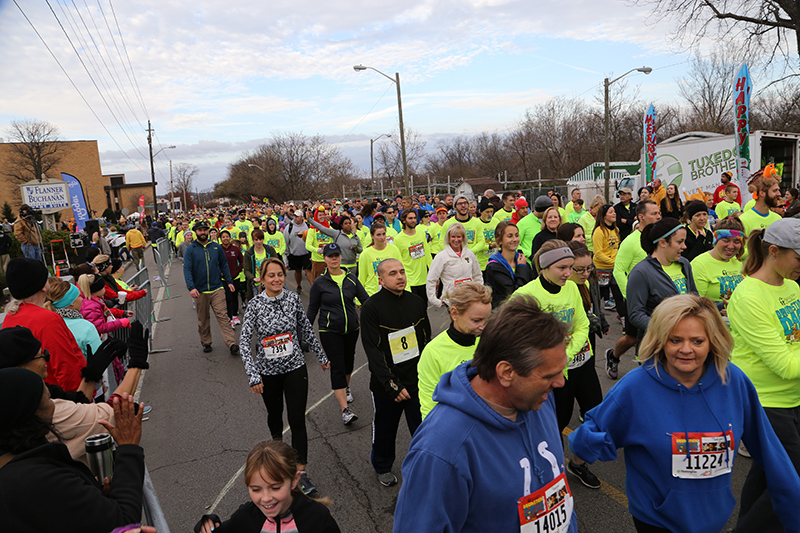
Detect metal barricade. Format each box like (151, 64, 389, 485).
(153, 238, 172, 297)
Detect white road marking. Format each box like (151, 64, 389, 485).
(207, 361, 369, 513)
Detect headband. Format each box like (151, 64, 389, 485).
(713, 229, 743, 245)
(538, 247, 574, 270)
(90, 275, 106, 294)
(94, 259, 112, 272)
(652, 225, 682, 244)
(52, 283, 80, 309)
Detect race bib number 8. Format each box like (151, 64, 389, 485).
(519, 473, 573, 533)
(262, 332, 294, 358)
(388, 326, 419, 364)
(671, 430, 734, 479)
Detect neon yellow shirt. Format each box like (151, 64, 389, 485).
(663, 261, 688, 294)
(491, 208, 513, 225)
(613, 230, 646, 298)
(357, 243, 403, 296)
(729, 277, 800, 408)
(578, 211, 597, 252)
(264, 232, 286, 257)
(304, 228, 334, 262)
(476, 217, 498, 270)
(715, 200, 741, 220)
(394, 228, 432, 287)
(690, 251, 743, 302)
(418, 330, 477, 419)
(516, 214, 541, 259)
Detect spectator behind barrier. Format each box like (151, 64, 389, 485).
(0, 367, 146, 532)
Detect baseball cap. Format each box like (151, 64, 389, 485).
(764, 218, 800, 255)
(294, 210, 304, 217)
(619, 187, 633, 194)
(322, 243, 341, 257)
(193, 221, 210, 230)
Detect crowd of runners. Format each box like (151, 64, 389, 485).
(1, 165, 800, 532)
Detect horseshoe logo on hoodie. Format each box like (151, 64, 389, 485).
(538, 441, 561, 480)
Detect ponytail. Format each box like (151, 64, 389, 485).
(742, 230, 769, 276)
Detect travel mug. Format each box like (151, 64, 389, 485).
(85, 433, 115, 481)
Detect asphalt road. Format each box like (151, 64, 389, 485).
(139, 252, 749, 532)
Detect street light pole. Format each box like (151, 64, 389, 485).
(370, 133, 392, 193)
(148, 137, 176, 215)
(603, 66, 652, 201)
(354, 64, 409, 195)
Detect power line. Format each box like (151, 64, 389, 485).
(108, 0, 149, 119)
(96, 0, 149, 118)
(46, 0, 150, 161)
(11, 0, 146, 173)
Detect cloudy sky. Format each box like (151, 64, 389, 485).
(0, 0, 730, 193)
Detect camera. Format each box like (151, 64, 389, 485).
(19, 204, 42, 218)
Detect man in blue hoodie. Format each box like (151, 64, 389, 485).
(394, 295, 577, 533)
(184, 221, 239, 356)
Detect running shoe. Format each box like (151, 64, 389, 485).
(234, 316, 241, 326)
(605, 349, 619, 380)
(346, 387, 353, 403)
(342, 406, 358, 425)
(230, 344, 240, 356)
(604, 299, 616, 311)
(378, 472, 398, 487)
(203, 344, 212, 353)
(230, 318, 236, 329)
(567, 461, 601, 489)
(297, 471, 318, 496)
(296, 286, 302, 294)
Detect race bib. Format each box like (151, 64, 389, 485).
(597, 269, 611, 287)
(671, 430, 734, 479)
(388, 326, 419, 364)
(454, 278, 472, 286)
(519, 473, 573, 533)
(262, 332, 294, 358)
(568, 342, 591, 370)
(409, 242, 425, 260)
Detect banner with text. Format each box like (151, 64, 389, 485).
(733, 63, 752, 186)
(643, 104, 657, 183)
(61, 173, 89, 232)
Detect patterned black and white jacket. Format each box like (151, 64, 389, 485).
(239, 288, 327, 386)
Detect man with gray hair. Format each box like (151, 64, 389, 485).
(394, 295, 576, 532)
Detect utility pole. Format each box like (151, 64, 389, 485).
(169, 160, 174, 215)
(147, 120, 156, 217)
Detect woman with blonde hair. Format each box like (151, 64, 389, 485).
(425, 223, 482, 308)
(579, 195, 606, 252)
(530, 205, 562, 259)
(569, 294, 800, 533)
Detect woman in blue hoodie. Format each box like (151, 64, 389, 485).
(569, 295, 800, 533)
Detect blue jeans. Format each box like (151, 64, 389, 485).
(21, 243, 41, 261)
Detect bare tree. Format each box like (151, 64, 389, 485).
(633, 0, 800, 69)
(173, 163, 198, 200)
(4, 119, 67, 183)
(674, 51, 737, 133)
(752, 80, 800, 131)
(375, 127, 427, 189)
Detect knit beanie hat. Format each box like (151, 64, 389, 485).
(514, 197, 529, 210)
(0, 368, 44, 432)
(478, 197, 493, 214)
(533, 195, 554, 212)
(0, 326, 42, 369)
(6, 258, 49, 300)
(686, 200, 708, 220)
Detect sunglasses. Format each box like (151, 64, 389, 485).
(32, 349, 51, 363)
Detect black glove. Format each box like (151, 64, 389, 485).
(127, 320, 150, 369)
(81, 339, 128, 382)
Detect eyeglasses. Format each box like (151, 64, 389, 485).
(32, 349, 51, 363)
(456, 201, 469, 206)
(572, 266, 595, 274)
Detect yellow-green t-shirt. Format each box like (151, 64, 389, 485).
(331, 272, 346, 286)
(357, 243, 403, 296)
(690, 252, 743, 302)
(253, 250, 267, 285)
(715, 200, 741, 220)
(663, 261, 688, 294)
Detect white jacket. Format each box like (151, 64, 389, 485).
(426, 245, 483, 307)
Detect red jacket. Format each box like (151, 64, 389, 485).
(102, 278, 146, 303)
(2, 303, 85, 391)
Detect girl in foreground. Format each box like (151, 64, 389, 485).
(195, 440, 341, 533)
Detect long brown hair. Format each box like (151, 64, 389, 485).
(567, 241, 594, 311)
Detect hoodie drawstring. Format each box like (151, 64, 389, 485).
(698, 382, 733, 468)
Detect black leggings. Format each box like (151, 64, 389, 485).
(260, 365, 309, 464)
(554, 354, 603, 432)
(633, 517, 670, 533)
(319, 330, 359, 390)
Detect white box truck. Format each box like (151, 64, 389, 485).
(568, 130, 800, 204)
